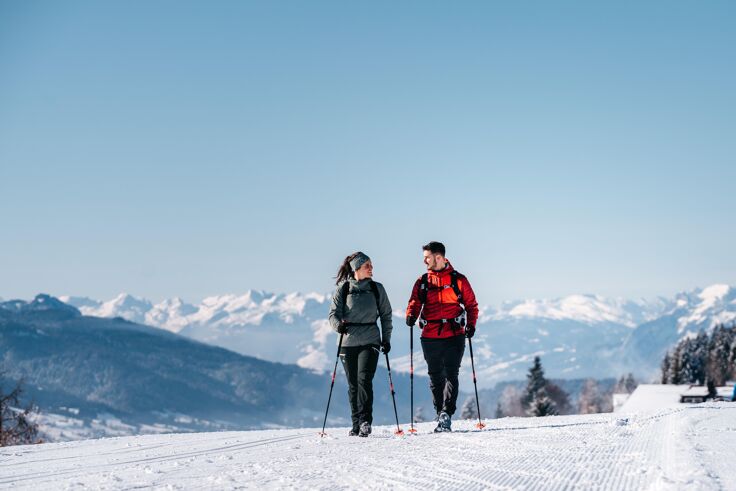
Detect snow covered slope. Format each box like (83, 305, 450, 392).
(2, 404, 734, 490)
(60, 292, 330, 371)
(486, 293, 670, 327)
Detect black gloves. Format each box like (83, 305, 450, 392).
(406, 316, 417, 327)
(380, 341, 391, 354)
(337, 320, 348, 334)
(465, 324, 476, 339)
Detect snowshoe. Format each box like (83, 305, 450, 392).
(434, 412, 452, 433)
(359, 421, 371, 437)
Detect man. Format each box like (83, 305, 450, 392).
(406, 241, 479, 432)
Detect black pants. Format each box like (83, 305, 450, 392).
(421, 335, 466, 416)
(340, 344, 379, 428)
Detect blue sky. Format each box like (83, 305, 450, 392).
(1, 1, 734, 305)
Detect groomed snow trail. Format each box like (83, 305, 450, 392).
(1, 404, 734, 490)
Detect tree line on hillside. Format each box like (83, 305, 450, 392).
(660, 323, 736, 387)
(455, 357, 637, 420)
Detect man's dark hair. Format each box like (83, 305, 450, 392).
(422, 241, 445, 256)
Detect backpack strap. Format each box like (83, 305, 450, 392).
(368, 280, 381, 313)
(450, 270, 464, 303)
(341, 281, 350, 318)
(418, 273, 429, 306)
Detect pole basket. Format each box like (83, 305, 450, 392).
(394, 429, 405, 436)
(475, 422, 486, 430)
(318, 431, 328, 437)
(407, 427, 418, 434)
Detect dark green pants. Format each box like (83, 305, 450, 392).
(340, 344, 379, 428)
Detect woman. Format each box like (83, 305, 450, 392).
(328, 251, 393, 437)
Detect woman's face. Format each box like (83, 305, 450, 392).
(354, 260, 373, 280)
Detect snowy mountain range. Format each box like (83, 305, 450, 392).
(0, 295, 434, 441)
(56, 284, 736, 386)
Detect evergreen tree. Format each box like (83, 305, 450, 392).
(660, 324, 736, 388)
(661, 324, 736, 389)
(730, 333, 736, 381)
(680, 333, 708, 384)
(679, 338, 695, 383)
(707, 324, 734, 385)
(520, 357, 567, 416)
(527, 388, 558, 417)
(661, 351, 671, 384)
(695, 331, 709, 382)
(669, 345, 682, 385)
(522, 356, 547, 410)
(727, 324, 736, 381)
(494, 402, 504, 419)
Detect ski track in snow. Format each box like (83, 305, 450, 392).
(1, 404, 734, 490)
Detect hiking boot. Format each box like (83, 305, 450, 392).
(434, 412, 452, 433)
(359, 421, 371, 437)
(348, 426, 360, 436)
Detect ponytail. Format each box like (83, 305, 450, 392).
(335, 252, 359, 285)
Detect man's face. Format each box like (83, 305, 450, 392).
(423, 250, 442, 271)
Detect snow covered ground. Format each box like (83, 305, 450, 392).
(2, 403, 734, 490)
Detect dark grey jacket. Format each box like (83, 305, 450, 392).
(328, 278, 393, 348)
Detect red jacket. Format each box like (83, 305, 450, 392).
(406, 262, 479, 339)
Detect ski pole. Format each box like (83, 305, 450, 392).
(384, 351, 404, 435)
(408, 324, 417, 433)
(467, 337, 486, 429)
(319, 332, 344, 437)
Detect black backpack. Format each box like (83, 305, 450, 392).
(417, 270, 467, 335)
(418, 270, 464, 306)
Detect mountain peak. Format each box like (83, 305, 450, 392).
(111, 293, 152, 306)
(0, 294, 81, 316)
(32, 294, 81, 315)
(674, 283, 736, 333)
(698, 284, 731, 302)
